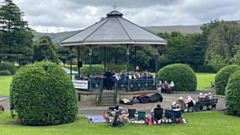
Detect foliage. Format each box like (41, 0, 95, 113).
(0, 61, 17, 75)
(231, 50, 240, 65)
(197, 64, 227, 73)
(157, 32, 205, 70)
(106, 64, 126, 73)
(208, 53, 226, 65)
(0, 70, 11, 76)
(206, 21, 240, 63)
(10, 61, 78, 126)
(62, 64, 104, 75)
(33, 36, 59, 63)
(225, 70, 240, 116)
(158, 63, 197, 91)
(215, 65, 240, 95)
(0, 0, 33, 63)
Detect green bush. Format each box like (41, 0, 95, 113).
(197, 64, 227, 73)
(158, 63, 197, 91)
(215, 65, 240, 95)
(0, 62, 17, 75)
(10, 61, 78, 126)
(225, 70, 240, 116)
(107, 64, 126, 73)
(0, 70, 12, 76)
(62, 64, 104, 75)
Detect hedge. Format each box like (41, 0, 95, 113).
(225, 70, 240, 116)
(10, 61, 78, 126)
(0, 62, 17, 75)
(215, 65, 240, 95)
(158, 63, 197, 91)
(0, 70, 11, 76)
(197, 64, 227, 73)
(62, 64, 126, 74)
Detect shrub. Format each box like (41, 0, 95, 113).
(10, 61, 78, 126)
(215, 65, 240, 95)
(158, 63, 197, 91)
(62, 64, 104, 75)
(107, 64, 126, 73)
(225, 70, 240, 116)
(0, 70, 11, 76)
(197, 64, 227, 73)
(0, 62, 17, 75)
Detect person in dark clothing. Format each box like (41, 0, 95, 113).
(104, 70, 114, 90)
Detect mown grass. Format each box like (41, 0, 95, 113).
(196, 73, 216, 90)
(0, 76, 12, 96)
(0, 111, 239, 135)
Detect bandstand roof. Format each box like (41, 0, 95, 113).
(61, 10, 166, 46)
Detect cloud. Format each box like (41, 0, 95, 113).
(2, 0, 240, 32)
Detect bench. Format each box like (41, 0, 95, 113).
(194, 98, 218, 111)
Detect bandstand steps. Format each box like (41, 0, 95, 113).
(98, 91, 115, 106)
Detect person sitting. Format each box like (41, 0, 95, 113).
(208, 92, 214, 99)
(161, 81, 169, 93)
(198, 93, 204, 98)
(151, 104, 164, 124)
(169, 81, 174, 88)
(175, 97, 187, 112)
(186, 95, 196, 112)
(158, 81, 163, 91)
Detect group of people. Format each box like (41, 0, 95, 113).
(158, 81, 175, 93)
(75, 70, 154, 90)
(171, 92, 215, 112)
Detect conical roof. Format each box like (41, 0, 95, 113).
(61, 10, 166, 46)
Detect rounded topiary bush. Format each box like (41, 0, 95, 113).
(225, 70, 240, 116)
(0, 70, 11, 76)
(10, 61, 78, 126)
(215, 65, 240, 95)
(0, 62, 17, 75)
(158, 63, 197, 91)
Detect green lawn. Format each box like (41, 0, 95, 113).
(196, 73, 216, 90)
(0, 111, 239, 135)
(0, 76, 12, 96)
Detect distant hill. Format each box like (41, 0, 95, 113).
(33, 25, 202, 45)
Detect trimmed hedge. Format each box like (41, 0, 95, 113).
(225, 70, 240, 116)
(10, 61, 78, 126)
(158, 63, 197, 91)
(215, 65, 240, 95)
(62, 64, 126, 74)
(197, 64, 227, 73)
(0, 70, 11, 76)
(0, 62, 17, 75)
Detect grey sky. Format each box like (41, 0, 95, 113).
(3, 0, 240, 32)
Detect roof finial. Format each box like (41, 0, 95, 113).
(112, 0, 117, 10)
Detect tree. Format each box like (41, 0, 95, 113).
(206, 21, 240, 62)
(33, 36, 59, 63)
(0, 0, 33, 63)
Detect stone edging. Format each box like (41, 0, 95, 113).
(0, 98, 7, 102)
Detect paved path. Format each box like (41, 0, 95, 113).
(0, 90, 225, 115)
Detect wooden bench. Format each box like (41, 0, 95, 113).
(194, 98, 218, 111)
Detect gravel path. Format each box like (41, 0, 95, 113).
(0, 90, 225, 115)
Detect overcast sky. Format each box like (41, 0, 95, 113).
(3, 0, 240, 33)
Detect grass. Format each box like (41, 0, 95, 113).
(196, 73, 216, 90)
(0, 76, 12, 96)
(0, 111, 239, 135)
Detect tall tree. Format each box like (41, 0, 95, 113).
(0, 0, 33, 63)
(204, 21, 240, 63)
(33, 36, 59, 63)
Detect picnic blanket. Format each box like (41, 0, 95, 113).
(86, 115, 106, 123)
